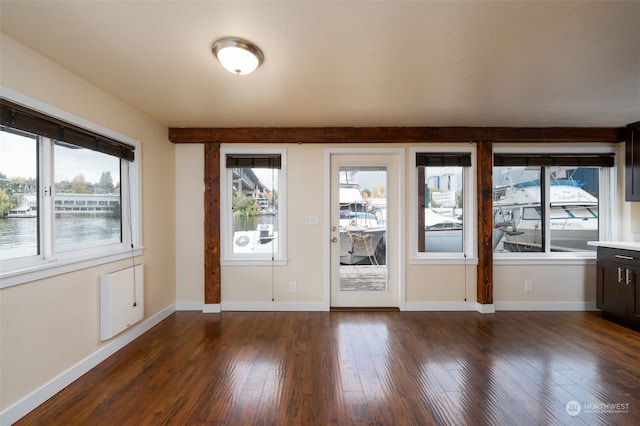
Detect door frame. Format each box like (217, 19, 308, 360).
(323, 147, 406, 310)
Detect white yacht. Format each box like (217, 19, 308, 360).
(493, 180, 598, 252)
(6, 204, 37, 218)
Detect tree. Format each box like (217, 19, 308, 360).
(232, 193, 258, 216)
(71, 174, 87, 194)
(56, 180, 72, 193)
(268, 190, 278, 209)
(98, 171, 115, 193)
(0, 171, 7, 192)
(0, 189, 13, 217)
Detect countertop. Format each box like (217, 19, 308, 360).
(588, 241, 640, 252)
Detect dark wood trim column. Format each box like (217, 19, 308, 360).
(476, 141, 493, 305)
(169, 126, 623, 144)
(204, 142, 221, 305)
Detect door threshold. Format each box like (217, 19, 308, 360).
(330, 307, 400, 312)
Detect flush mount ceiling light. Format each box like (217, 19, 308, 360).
(212, 37, 264, 75)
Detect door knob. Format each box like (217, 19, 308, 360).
(331, 237, 338, 243)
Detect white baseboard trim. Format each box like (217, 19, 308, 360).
(184, 300, 597, 313)
(495, 301, 598, 311)
(0, 304, 176, 426)
(176, 301, 204, 311)
(221, 301, 327, 311)
(404, 301, 495, 313)
(203, 303, 221, 313)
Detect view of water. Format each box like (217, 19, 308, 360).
(233, 214, 278, 233)
(0, 217, 38, 258)
(0, 217, 121, 260)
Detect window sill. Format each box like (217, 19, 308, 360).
(493, 255, 596, 266)
(0, 246, 144, 289)
(410, 255, 478, 265)
(221, 258, 288, 267)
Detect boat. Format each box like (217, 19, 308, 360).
(339, 184, 386, 265)
(6, 204, 37, 218)
(493, 178, 598, 252)
(233, 223, 277, 254)
(423, 209, 463, 252)
(422, 208, 516, 252)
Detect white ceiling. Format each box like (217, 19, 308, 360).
(1, 1, 638, 129)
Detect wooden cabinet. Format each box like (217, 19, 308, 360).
(596, 247, 640, 328)
(625, 121, 640, 201)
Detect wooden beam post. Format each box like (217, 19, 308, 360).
(204, 142, 221, 305)
(476, 141, 493, 305)
(169, 126, 624, 144)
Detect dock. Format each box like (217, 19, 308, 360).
(340, 265, 387, 291)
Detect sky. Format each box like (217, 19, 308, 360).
(341, 169, 387, 195)
(252, 168, 278, 191)
(0, 130, 120, 184)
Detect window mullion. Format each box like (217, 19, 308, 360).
(120, 160, 130, 247)
(40, 137, 55, 259)
(542, 167, 550, 254)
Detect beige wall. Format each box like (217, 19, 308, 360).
(406, 265, 477, 303)
(175, 144, 205, 305)
(222, 144, 327, 304)
(618, 143, 639, 240)
(176, 142, 629, 311)
(175, 143, 480, 308)
(632, 204, 640, 238)
(0, 34, 176, 410)
(175, 143, 329, 306)
(494, 263, 596, 308)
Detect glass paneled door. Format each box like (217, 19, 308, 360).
(330, 153, 399, 308)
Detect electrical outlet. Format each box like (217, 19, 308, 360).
(290, 281, 297, 292)
(525, 280, 533, 292)
(304, 215, 318, 225)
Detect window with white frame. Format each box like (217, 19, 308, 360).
(493, 150, 615, 256)
(411, 148, 475, 260)
(0, 98, 140, 285)
(220, 148, 286, 264)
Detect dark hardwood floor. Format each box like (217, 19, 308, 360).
(16, 311, 640, 425)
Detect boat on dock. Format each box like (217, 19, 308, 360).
(233, 223, 277, 254)
(339, 184, 386, 265)
(493, 178, 598, 252)
(6, 204, 37, 218)
(423, 209, 463, 252)
(5, 193, 37, 218)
